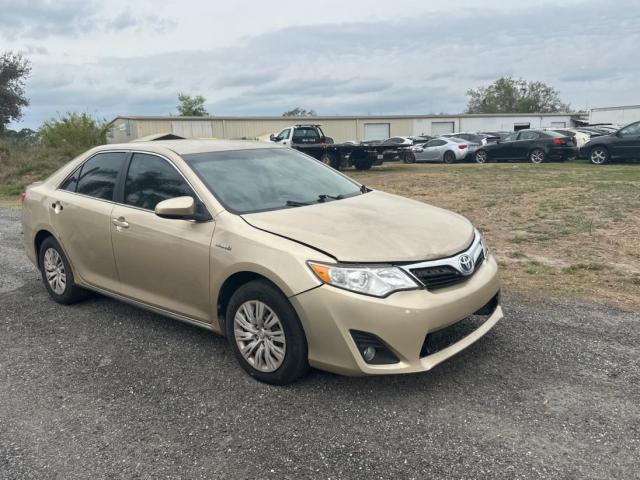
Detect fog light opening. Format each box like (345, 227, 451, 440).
(362, 346, 376, 362)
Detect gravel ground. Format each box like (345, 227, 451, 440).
(1, 207, 638, 479)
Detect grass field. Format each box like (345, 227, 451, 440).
(349, 162, 640, 310)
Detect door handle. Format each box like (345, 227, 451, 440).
(112, 217, 129, 229)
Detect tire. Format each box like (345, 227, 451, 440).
(529, 149, 545, 164)
(320, 153, 340, 170)
(590, 146, 609, 165)
(475, 150, 489, 164)
(404, 151, 416, 164)
(225, 279, 309, 385)
(38, 236, 89, 305)
(443, 151, 456, 164)
(354, 158, 373, 170)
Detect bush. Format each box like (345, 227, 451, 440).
(39, 112, 108, 158)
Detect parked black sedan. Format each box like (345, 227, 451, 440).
(581, 121, 640, 164)
(474, 129, 577, 164)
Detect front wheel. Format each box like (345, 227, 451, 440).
(404, 151, 416, 164)
(225, 280, 309, 385)
(475, 150, 489, 164)
(590, 146, 609, 165)
(529, 149, 545, 164)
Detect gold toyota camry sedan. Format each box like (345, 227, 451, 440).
(21, 140, 503, 384)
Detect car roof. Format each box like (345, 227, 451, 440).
(96, 139, 283, 155)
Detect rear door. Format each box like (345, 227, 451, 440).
(511, 130, 540, 159)
(51, 151, 127, 292)
(109, 152, 215, 322)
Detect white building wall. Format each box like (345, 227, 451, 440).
(589, 106, 640, 126)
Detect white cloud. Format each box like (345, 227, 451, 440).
(2, 0, 639, 128)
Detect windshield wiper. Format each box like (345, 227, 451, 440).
(317, 194, 344, 202)
(285, 200, 311, 207)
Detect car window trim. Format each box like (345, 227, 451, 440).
(56, 149, 211, 219)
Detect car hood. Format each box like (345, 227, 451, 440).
(241, 190, 474, 263)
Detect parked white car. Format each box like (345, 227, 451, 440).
(411, 137, 473, 163)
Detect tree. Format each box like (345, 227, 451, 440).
(177, 93, 208, 116)
(282, 107, 317, 117)
(465, 77, 571, 114)
(0, 52, 32, 133)
(39, 113, 108, 157)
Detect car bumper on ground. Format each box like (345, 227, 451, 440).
(290, 254, 502, 376)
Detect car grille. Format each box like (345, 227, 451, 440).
(410, 250, 484, 291)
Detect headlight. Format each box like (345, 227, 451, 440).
(307, 262, 419, 297)
(477, 229, 490, 258)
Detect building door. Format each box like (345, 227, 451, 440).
(431, 121, 455, 136)
(364, 123, 390, 141)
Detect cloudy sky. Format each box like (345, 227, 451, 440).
(3, 0, 639, 129)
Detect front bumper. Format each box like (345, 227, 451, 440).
(290, 254, 502, 376)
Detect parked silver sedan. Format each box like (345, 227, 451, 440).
(411, 137, 476, 163)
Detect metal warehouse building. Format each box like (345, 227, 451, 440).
(107, 113, 578, 144)
(589, 105, 640, 126)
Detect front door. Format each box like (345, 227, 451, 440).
(51, 151, 127, 292)
(421, 139, 446, 161)
(493, 132, 518, 160)
(110, 152, 215, 322)
(613, 122, 640, 159)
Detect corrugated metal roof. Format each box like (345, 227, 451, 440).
(108, 112, 576, 125)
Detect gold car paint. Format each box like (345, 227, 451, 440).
(22, 140, 503, 376)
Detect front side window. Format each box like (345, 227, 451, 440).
(503, 133, 517, 142)
(184, 148, 362, 214)
(124, 153, 194, 210)
(426, 139, 446, 147)
(618, 122, 640, 137)
(76, 152, 127, 201)
(277, 129, 291, 141)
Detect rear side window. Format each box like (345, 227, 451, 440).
(60, 166, 80, 192)
(519, 131, 539, 140)
(76, 152, 127, 201)
(124, 153, 194, 210)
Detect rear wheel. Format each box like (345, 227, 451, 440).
(590, 146, 609, 165)
(443, 151, 456, 164)
(38, 236, 89, 304)
(320, 153, 340, 170)
(225, 280, 309, 385)
(475, 149, 489, 164)
(529, 149, 545, 164)
(354, 158, 373, 170)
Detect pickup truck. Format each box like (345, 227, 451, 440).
(269, 124, 414, 170)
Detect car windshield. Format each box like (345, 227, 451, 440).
(183, 148, 363, 214)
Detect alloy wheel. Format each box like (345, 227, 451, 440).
(43, 247, 66, 295)
(590, 148, 607, 165)
(530, 150, 545, 164)
(475, 150, 488, 163)
(234, 300, 286, 373)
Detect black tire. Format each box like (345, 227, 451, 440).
(589, 146, 609, 165)
(475, 149, 489, 164)
(38, 236, 89, 305)
(354, 158, 373, 170)
(320, 153, 340, 170)
(443, 151, 456, 164)
(529, 148, 545, 164)
(225, 279, 309, 385)
(404, 151, 416, 164)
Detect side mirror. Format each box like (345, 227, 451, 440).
(155, 196, 196, 220)
(270, 134, 276, 142)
